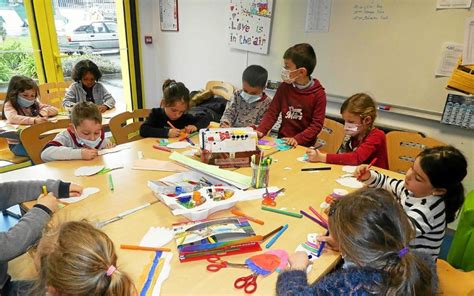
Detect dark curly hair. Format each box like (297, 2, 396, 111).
(161, 79, 190, 107)
(71, 59, 102, 82)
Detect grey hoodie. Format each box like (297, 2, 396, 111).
(62, 81, 115, 109)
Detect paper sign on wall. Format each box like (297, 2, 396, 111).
(228, 0, 274, 54)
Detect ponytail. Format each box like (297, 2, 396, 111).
(162, 78, 190, 107)
(106, 267, 135, 296)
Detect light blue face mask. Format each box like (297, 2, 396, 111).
(240, 91, 261, 104)
(74, 126, 102, 148)
(17, 95, 36, 108)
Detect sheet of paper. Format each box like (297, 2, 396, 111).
(98, 144, 131, 156)
(167, 141, 191, 149)
(305, 0, 332, 32)
(74, 165, 105, 177)
(182, 149, 198, 156)
(297, 155, 309, 162)
(59, 187, 99, 203)
(336, 176, 363, 189)
(342, 166, 357, 173)
(463, 16, 474, 65)
(132, 159, 188, 172)
(437, 0, 472, 9)
(140, 227, 174, 248)
(0, 160, 13, 168)
(435, 42, 464, 77)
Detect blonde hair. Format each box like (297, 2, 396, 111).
(340, 93, 377, 129)
(35, 221, 135, 296)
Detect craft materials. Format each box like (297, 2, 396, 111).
(140, 251, 162, 296)
(132, 159, 188, 172)
(357, 157, 378, 180)
(301, 167, 331, 171)
(261, 226, 284, 242)
(167, 121, 178, 129)
(265, 224, 289, 249)
(185, 137, 195, 146)
(231, 209, 264, 225)
(153, 144, 172, 152)
(167, 141, 191, 149)
(261, 206, 303, 218)
(42, 185, 47, 195)
(59, 187, 100, 204)
(108, 174, 114, 192)
(97, 165, 125, 175)
(140, 226, 175, 248)
(97, 145, 131, 156)
(206, 255, 248, 272)
(296, 233, 323, 262)
(74, 165, 105, 177)
(317, 230, 329, 257)
(234, 273, 258, 294)
(97, 201, 157, 228)
(266, 249, 289, 272)
(300, 210, 328, 229)
(251, 155, 272, 189)
(274, 139, 292, 151)
(336, 176, 363, 189)
(308, 206, 328, 226)
(121, 245, 171, 252)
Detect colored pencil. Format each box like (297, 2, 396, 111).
(120, 245, 171, 252)
(301, 167, 331, 171)
(153, 144, 171, 152)
(261, 206, 303, 218)
(231, 209, 265, 225)
(265, 224, 288, 249)
(300, 210, 328, 229)
(309, 206, 328, 226)
(108, 174, 114, 192)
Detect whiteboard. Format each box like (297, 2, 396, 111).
(255, 0, 473, 115)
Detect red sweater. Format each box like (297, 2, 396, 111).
(257, 79, 326, 147)
(326, 128, 389, 169)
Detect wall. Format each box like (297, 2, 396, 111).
(138, 0, 473, 198)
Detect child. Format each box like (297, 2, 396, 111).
(0, 180, 82, 295)
(220, 65, 271, 128)
(34, 221, 136, 296)
(63, 59, 115, 113)
(41, 102, 115, 162)
(2, 75, 58, 156)
(355, 145, 467, 260)
(277, 188, 433, 295)
(256, 43, 327, 147)
(306, 93, 389, 169)
(140, 79, 210, 138)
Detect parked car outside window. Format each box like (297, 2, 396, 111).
(58, 21, 118, 54)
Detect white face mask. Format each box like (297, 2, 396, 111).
(240, 91, 261, 104)
(281, 68, 297, 84)
(74, 127, 102, 148)
(344, 122, 361, 136)
(17, 95, 35, 108)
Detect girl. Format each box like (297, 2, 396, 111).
(277, 188, 433, 295)
(306, 93, 389, 169)
(355, 145, 467, 260)
(63, 59, 116, 112)
(140, 79, 210, 138)
(34, 221, 136, 296)
(2, 75, 58, 156)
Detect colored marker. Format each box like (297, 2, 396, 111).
(301, 167, 331, 171)
(231, 209, 265, 225)
(261, 225, 284, 242)
(185, 137, 195, 146)
(208, 236, 216, 243)
(261, 206, 303, 218)
(120, 245, 171, 252)
(317, 230, 329, 257)
(300, 210, 328, 229)
(42, 185, 47, 195)
(309, 206, 328, 226)
(357, 157, 378, 181)
(265, 224, 288, 249)
(108, 174, 114, 192)
(153, 144, 171, 152)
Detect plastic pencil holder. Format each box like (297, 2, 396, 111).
(251, 163, 270, 189)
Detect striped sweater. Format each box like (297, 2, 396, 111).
(364, 171, 446, 259)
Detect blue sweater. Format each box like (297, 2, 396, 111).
(276, 268, 384, 295)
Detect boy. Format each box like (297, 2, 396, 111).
(41, 101, 114, 162)
(256, 43, 327, 147)
(220, 65, 271, 128)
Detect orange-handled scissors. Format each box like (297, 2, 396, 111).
(206, 255, 248, 272)
(234, 272, 258, 294)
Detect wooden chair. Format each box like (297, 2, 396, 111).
(386, 131, 446, 174)
(437, 259, 474, 295)
(205, 81, 234, 100)
(315, 118, 345, 154)
(38, 81, 71, 110)
(19, 119, 70, 165)
(0, 92, 6, 117)
(108, 109, 151, 145)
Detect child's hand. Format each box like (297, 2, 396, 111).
(256, 131, 264, 138)
(81, 148, 98, 160)
(39, 110, 49, 117)
(168, 128, 181, 138)
(104, 141, 116, 149)
(306, 148, 327, 162)
(317, 234, 339, 252)
(283, 137, 298, 147)
(37, 192, 59, 213)
(354, 164, 371, 181)
(288, 251, 310, 270)
(34, 117, 48, 124)
(68, 183, 83, 197)
(220, 121, 230, 128)
(184, 125, 197, 134)
(97, 105, 109, 113)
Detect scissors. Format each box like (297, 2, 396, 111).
(234, 272, 258, 294)
(206, 256, 248, 272)
(262, 188, 285, 206)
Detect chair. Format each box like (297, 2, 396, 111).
(205, 81, 234, 100)
(315, 118, 345, 154)
(386, 131, 445, 174)
(108, 109, 151, 145)
(437, 259, 474, 294)
(38, 81, 72, 110)
(0, 92, 6, 117)
(19, 119, 70, 165)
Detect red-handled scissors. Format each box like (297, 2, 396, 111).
(234, 272, 258, 294)
(206, 256, 248, 272)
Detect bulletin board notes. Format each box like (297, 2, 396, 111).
(228, 0, 274, 54)
(159, 0, 179, 31)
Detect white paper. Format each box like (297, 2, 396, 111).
(463, 17, 474, 65)
(305, 0, 332, 32)
(342, 166, 357, 173)
(140, 227, 174, 248)
(59, 187, 100, 203)
(98, 144, 131, 156)
(151, 252, 173, 296)
(182, 149, 198, 156)
(74, 165, 105, 177)
(437, 0, 472, 9)
(297, 156, 309, 162)
(435, 42, 464, 76)
(336, 176, 364, 188)
(167, 141, 191, 149)
(0, 160, 13, 167)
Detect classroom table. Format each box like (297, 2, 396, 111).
(4, 138, 403, 295)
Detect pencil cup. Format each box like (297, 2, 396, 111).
(251, 163, 270, 189)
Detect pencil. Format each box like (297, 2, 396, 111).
(120, 245, 171, 252)
(301, 167, 331, 171)
(265, 224, 288, 249)
(261, 206, 303, 218)
(108, 174, 114, 192)
(167, 121, 178, 129)
(231, 209, 265, 225)
(42, 185, 47, 195)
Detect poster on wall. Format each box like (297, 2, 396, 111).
(160, 0, 179, 31)
(228, 0, 274, 54)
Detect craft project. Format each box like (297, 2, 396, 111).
(140, 227, 175, 248)
(336, 176, 364, 189)
(320, 189, 349, 210)
(275, 139, 292, 151)
(74, 165, 105, 177)
(167, 141, 191, 149)
(59, 187, 99, 203)
(297, 155, 309, 162)
(98, 144, 131, 156)
(138, 251, 173, 296)
(132, 159, 188, 172)
(342, 166, 357, 173)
